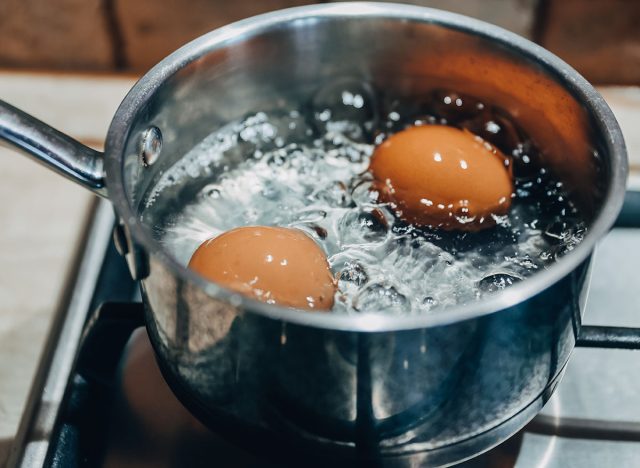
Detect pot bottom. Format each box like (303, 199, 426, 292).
(148, 324, 566, 468)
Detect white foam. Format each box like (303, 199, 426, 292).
(147, 108, 585, 315)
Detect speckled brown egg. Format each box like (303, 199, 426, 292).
(369, 125, 513, 231)
(189, 226, 336, 311)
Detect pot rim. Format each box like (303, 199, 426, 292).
(105, 2, 627, 332)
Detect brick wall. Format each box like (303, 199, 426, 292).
(0, 0, 638, 84)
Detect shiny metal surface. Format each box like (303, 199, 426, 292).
(0, 3, 633, 466)
(11, 218, 640, 467)
(104, 2, 627, 330)
(516, 435, 640, 468)
(515, 228, 640, 467)
(0, 99, 107, 197)
(114, 4, 627, 461)
(140, 254, 584, 465)
(140, 126, 162, 167)
(540, 229, 640, 424)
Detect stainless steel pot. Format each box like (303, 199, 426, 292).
(2, 3, 639, 466)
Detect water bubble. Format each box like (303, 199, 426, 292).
(242, 110, 313, 151)
(511, 142, 541, 180)
(238, 113, 275, 141)
(339, 261, 369, 287)
(543, 220, 569, 243)
(484, 121, 501, 135)
(265, 148, 288, 167)
(552, 225, 585, 259)
(379, 97, 424, 132)
(309, 224, 328, 239)
(312, 180, 352, 207)
(296, 223, 329, 241)
(203, 184, 222, 199)
(295, 209, 327, 223)
(355, 283, 409, 314)
(151, 92, 588, 316)
(477, 273, 521, 293)
(275, 110, 314, 142)
(480, 110, 524, 155)
(421, 296, 438, 311)
(339, 208, 390, 245)
(243, 207, 260, 223)
(538, 250, 555, 262)
(231, 112, 281, 157)
(311, 78, 377, 141)
(413, 115, 440, 126)
(430, 90, 484, 122)
(374, 131, 387, 145)
(323, 135, 372, 165)
(260, 181, 281, 200)
(350, 177, 378, 206)
(514, 255, 539, 271)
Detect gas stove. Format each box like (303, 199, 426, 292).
(6, 200, 640, 467)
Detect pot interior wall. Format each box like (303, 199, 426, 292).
(118, 12, 608, 249)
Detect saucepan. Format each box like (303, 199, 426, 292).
(2, 3, 639, 466)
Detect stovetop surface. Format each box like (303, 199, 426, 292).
(516, 227, 640, 467)
(10, 201, 640, 467)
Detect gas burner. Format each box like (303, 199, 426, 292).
(8, 199, 640, 467)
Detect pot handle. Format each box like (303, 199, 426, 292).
(576, 190, 640, 350)
(0, 99, 107, 197)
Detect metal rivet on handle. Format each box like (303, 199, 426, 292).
(140, 126, 162, 166)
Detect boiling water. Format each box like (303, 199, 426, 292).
(145, 83, 587, 315)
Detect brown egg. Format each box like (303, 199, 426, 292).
(369, 125, 513, 231)
(189, 226, 336, 311)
